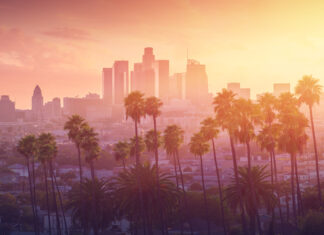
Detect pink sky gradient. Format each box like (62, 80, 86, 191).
(1, 0, 324, 108)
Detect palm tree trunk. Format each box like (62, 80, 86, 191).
(211, 138, 227, 235)
(53, 170, 68, 235)
(270, 152, 274, 186)
(246, 141, 252, 170)
(176, 150, 194, 235)
(285, 192, 289, 223)
(271, 150, 285, 235)
(76, 145, 86, 235)
(26, 157, 38, 234)
(289, 153, 297, 225)
(153, 117, 166, 235)
(90, 161, 99, 235)
(294, 156, 304, 216)
(44, 162, 52, 235)
(172, 153, 179, 188)
(309, 105, 322, 206)
(31, 155, 40, 235)
(134, 120, 147, 235)
(199, 154, 211, 235)
(49, 160, 62, 235)
(229, 135, 248, 235)
(122, 159, 126, 170)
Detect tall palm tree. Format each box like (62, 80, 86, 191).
(213, 89, 248, 234)
(189, 132, 211, 235)
(113, 164, 179, 233)
(38, 133, 62, 235)
(64, 115, 88, 234)
(64, 115, 88, 184)
(124, 91, 147, 234)
(17, 135, 39, 235)
(80, 125, 101, 235)
(67, 179, 114, 233)
(124, 91, 146, 165)
(37, 138, 53, 235)
(277, 92, 308, 224)
(226, 166, 276, 235)
(200, 117, 227, 235)
(258, 92, 285, 234)
(295, 75, 322, 205)
(164, 124, 193, 234)
(234, 98, 261, 170)
(113, 141, 130, 169)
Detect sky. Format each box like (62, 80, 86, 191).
(1, 0, 324, 109)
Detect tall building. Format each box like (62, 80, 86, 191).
(169, 73, 185, 100)
(130, 47, 156, 97)
(273, 83, 290, 97)
(154, 60, 169, 99)
(32, 85, 44, 120)
(113, 61, 129, 105)
(185, 60, 209, 103)
(44, 97, 61, 119)
(0, 95, 15, 122)
(227, 83, 251, 99)
(102, 68, 113, 105)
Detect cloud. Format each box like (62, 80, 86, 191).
(0, 27, 76, 69)
(42, 27, 93, 41)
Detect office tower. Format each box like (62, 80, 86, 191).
(32, 85, 44, 120)
(130, 47, 156, 97)
(63, 93, 111, 121)
(170, 73, 185, 100)
(0, 95, 16, 122)
(113, 61, 129, 105)
(185, 59, 208, 103)
(227, 83, 241, 95)
(142, 47, 155, 70)
(154, 60, 169, 99)
(273, 83, 290, 97)
(44, 97, 61, 119)
(227, 83, 251, 99)
(102, 68, 113, 105)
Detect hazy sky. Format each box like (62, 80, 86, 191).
(1, 0, 324, 109)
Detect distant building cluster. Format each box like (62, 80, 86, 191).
(0, 47, 297, 123)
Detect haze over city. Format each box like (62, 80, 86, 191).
(3, 1, 324, 235)
(2, 0, 324, 108)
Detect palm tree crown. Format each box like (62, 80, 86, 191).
(124, 91, 146, 123)
(145, 96, 163, 118)
(295, 75, 322, 107)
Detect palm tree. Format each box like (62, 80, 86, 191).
(37, 138, 53, 235)
(124, 91, 146, 165)
(38, 133, 62, 235)
(113, 163, 179, 234)
(189, 132, 211, 235)
(17, 135, 39, 234)
(277, 92, 308, 224)
(80, 125, 101, 235)
(113, 141, 130, 169)
(295, 75, 322, 205)
(226, 166, 276, 235)
(64, 115, 88, 184)
(67, 179, 114, 233)
(163, 124, 193, 234)
(213, 89, 248, 233)
(64, 115, 88, 234)
(200, 117, 227, 235)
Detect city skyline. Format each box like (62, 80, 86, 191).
(2, 0, 324, 108)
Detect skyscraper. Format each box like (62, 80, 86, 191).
(32, 85, 43, 120)
(113, 61, 129, 105)
(227, 83, 250, 99)
(102, 68, 113, 105)
(154, 60, 169, 99)
(273, 83, 290, 97)
(185, 60, 208, 103)
(0, 95, 16, 122)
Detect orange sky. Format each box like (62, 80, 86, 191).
(1, 0, 324, 109)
